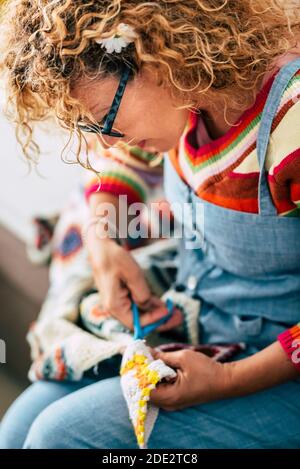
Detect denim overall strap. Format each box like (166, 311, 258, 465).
(258, 57, 300, 215)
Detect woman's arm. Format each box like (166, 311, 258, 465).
(82, 139, 183, 330)
(227, 341, 299, 398)
(150, 339, 300, 411)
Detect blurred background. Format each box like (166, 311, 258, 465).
(0, 84, 82, 417)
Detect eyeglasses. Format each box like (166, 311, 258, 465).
(78, 64, 131, 138)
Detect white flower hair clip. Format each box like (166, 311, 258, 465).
(95, 23, 138, 54)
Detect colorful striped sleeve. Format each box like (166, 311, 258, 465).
(83, 136, 163, 205)
(266, 70, 300, 216)
(278, 324, 300, 372)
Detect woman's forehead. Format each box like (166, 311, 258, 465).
(71, 75, 120, 115)
(71, 71, 152, 119)
(72, 74, 118, 98)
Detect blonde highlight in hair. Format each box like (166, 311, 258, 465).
(0, 0, 299, 165)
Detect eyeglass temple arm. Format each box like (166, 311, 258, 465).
(101, 65, 131, 134)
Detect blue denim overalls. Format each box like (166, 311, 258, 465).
(164, 58, 300, 350)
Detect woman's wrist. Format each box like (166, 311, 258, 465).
(83, 192, 121, 245)
(85, 216, 118, 242)
(209, 361, 240, 401)
(220, 341, 300, 400)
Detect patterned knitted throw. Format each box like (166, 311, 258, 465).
(120, 340, 176, 449)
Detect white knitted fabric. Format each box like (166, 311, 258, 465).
(120, 340, 177, 449)
(161, 289, 201, 345)
(27, 318, 129, 381)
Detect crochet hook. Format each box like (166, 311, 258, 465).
(132, 298, 174, 340)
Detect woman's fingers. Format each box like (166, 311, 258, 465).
(156, 307, 183, 331)
(97, 274, 130, 318)
(153, 350, 186, 369)
(123, 261, 151, 306)
(138, 302, 169, 327)
(139, 296, 165, 311)
(118, 286, 131, 299)
(150, 370, 182, 409)
(96, 271, 167, 330)
(93, 244, 181, 332)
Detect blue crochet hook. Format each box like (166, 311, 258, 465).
(132, 298, 175, 340)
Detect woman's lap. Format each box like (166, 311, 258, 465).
(2, 348, 300, 449)
(19, 375, 300, 449)
(0, 379, 89, 449)
(0, 355, 122, 449)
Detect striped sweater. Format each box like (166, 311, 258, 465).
(278, 324, 300, 372)
(180, 69, 300, 216)
(83, 63, 300, 368)
(84, 68, 300, 217)
(83, 141, 163, 205)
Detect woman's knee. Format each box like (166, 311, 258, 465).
(23, 401, 71, 449)
(0, 384, 43, 449)
(0, 408, 24, 449)
(0, 380, 83, 449)
(23, 382, 96, 449)
(24, 377, 136, 449)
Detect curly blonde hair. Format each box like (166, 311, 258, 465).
(0, 0, 299, 164)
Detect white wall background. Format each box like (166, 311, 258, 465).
(0, 92, 82, 243)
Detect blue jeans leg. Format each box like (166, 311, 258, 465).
(0, 355, 122, 449)
(0, 379, 90, 449)
(23, 374, 300, 449)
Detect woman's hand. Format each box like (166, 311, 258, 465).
(150, 349, 232, 410)
(85, 225, 183, 331)
(150, 341, 300, 411)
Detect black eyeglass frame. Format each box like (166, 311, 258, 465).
(78, 64, 131, 138)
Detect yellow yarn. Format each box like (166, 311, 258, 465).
(120, 352, 161, 447)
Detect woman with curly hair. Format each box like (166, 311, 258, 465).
(1, 0, 300, 449)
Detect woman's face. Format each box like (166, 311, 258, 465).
(72, 67, 190, 152)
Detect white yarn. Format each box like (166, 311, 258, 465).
(120, 340, 176, 449)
